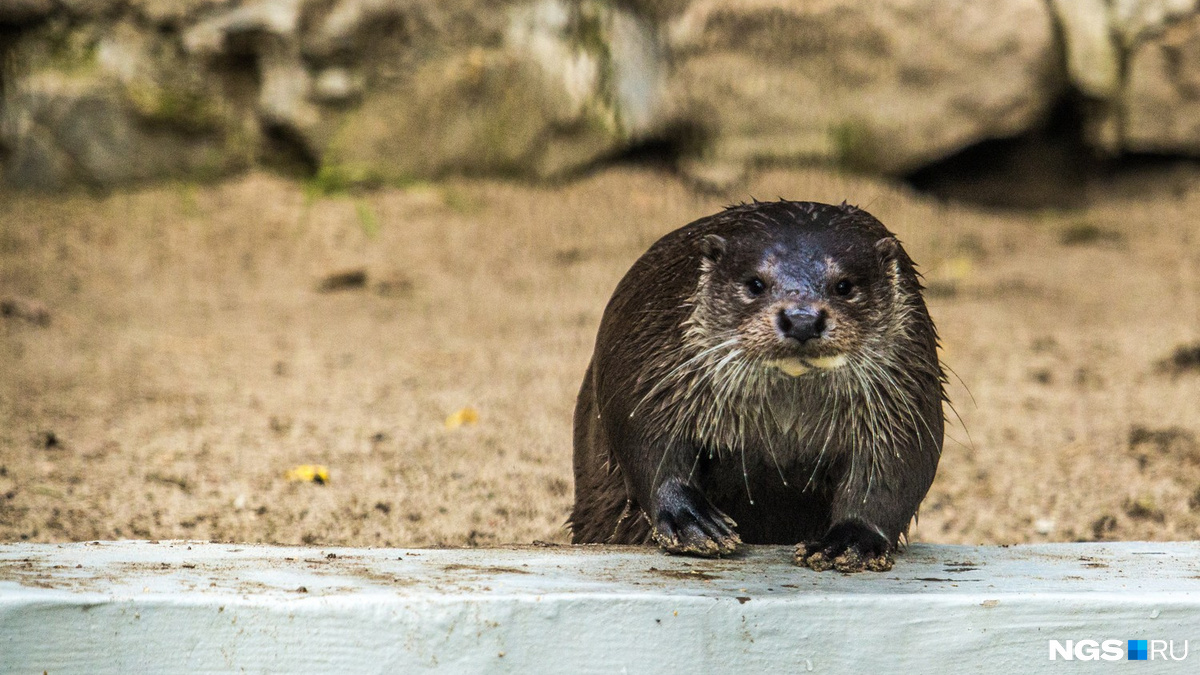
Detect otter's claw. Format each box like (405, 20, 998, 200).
(794, 521, 893, 573)
(652, 510, 741, 557)
(651, 481, 741, 557)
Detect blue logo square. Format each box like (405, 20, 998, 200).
(1129, 639, 1148, 661)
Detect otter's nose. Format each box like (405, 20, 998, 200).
(777, 306, 827, 343)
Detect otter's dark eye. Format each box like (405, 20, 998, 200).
(745, 277, 766, 296)
(834, 279, 855, 297)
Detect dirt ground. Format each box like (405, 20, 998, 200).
(2, 165, 1199, 548)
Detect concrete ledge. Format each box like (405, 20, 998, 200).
(1, 541, 1198, 673)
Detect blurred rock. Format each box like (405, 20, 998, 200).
(182, 0, 300, 54)
(1044, 0, 1126, 155)
(312, 67, 362, 103)
(3, 0, 1200, 191)
(1, 18, 255, 190)
(662, 0, 1064, 174)
(1109, 0, 1200, 47)
(2, 81, 252, 190)
(54, 1, 128, 19)
(1049, 0, 1120, 99)
(0, 0, 54, 24)
(129, 1, 240, 26)
(1069, 0, 1200, 155)
(1122, 12, 1200, 155)
(257, 36, 321, 144)
(319, 0, 644, 182)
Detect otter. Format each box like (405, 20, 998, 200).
(569, 200, 944, 572)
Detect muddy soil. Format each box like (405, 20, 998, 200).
(2, 166, 1199, 547)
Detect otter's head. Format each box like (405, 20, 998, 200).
(688, 202, 913, 377)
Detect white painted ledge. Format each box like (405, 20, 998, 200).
(1, 541, 1199, 673)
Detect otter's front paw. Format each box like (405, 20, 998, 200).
(651, 482, 741, 557)
(794, 521, 893, 573)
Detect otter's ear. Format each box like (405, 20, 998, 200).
(699, 234, 727, 263)
(874, 236, 900, 261)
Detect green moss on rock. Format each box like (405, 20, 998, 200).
(122, 79, 225, 135)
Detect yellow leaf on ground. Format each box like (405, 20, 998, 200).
(937, 256, 974, 281)
(284, 464, 329, 484)
(444, 407, 479, 429)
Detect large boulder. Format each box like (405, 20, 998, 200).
(7, 0, 1200, 191)
(1, 18, 255, 190)
(0, 0, 662, 189)
(314, 0, 658, 182)
(660, 0, 1065, 176)
(1120, 8, 1200, 156)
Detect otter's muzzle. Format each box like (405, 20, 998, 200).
(776, 306, 827, 344)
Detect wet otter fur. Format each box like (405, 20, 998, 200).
(569, 200, 944, 572)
